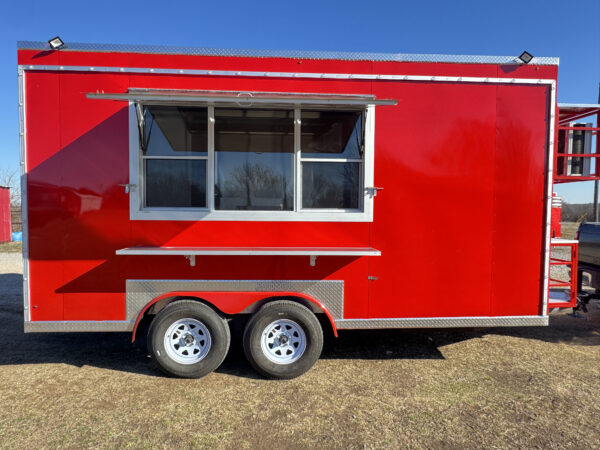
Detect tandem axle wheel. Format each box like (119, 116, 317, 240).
(147, 299, 324, 379)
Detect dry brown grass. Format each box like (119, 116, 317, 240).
(560, 222, 580, 240)
(0, 241, 21, 253)
(1, 256, 599, 448)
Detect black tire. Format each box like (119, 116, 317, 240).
(147, 300, 230, 378)
(243, 300, 323, 379)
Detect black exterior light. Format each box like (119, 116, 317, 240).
(517, 51, 534, 64)
(48, 36, 65, 50)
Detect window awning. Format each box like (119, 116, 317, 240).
(86, 88, 397, 107)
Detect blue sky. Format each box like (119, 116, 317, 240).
(1, 0, 598, 202)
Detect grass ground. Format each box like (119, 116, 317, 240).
(0, 241, 21, 253)
(0, 226, 599, 448)
(2, 305, 599, 448)
(561, 221, 580, 240)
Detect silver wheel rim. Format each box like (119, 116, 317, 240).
(260, 319, 307, 365)
(164, 318, 212, 365)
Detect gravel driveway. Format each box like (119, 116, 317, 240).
(0, 252, 21, 275)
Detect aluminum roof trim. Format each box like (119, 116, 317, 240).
(17, 41, 560, 65)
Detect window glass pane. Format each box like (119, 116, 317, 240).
(215, 108, 294, 152)
(301, 110, 362, 159)
(145, 159, 206, 207)
(144, 106, 208, 156)
(214, 108, 294, 210)
(302, 162, 360, 209)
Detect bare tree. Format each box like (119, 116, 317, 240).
(0, 169, 21, 206)
(227, 163, 291, 209)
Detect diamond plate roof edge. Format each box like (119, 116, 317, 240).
(16, 41, 560, 65)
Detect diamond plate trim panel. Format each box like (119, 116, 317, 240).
(17, 41, 559, 65)
(24, 321, 134, 333)
(336, 316, 548, 329)
(126, 279, 344, 321)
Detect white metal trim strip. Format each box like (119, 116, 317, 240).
(18, 67, 30, 324)
(551, 238, 578, 244)
(130, 206, 373, 222)
(116, 247, 381, 256)
(336, 315, 549, 329)
(128, 102, 141, 215)
(542, 81, 557, 316)
(19, 65, 557, 87)
(24, 320, 134, 333)
(207, 105, 215, 212)
(294, 107, 301, 212)
(364, 105, 375, 221)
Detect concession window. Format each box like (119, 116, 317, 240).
(87, 89, 396, 222)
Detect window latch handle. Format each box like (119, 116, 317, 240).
(365, 186, 384, 197)
(118, 184, 137, 194)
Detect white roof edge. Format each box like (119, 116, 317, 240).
(558, 103, 600, 108)
(16, 41, 560, 66)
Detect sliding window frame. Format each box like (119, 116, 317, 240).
(298, 106, 367, 213)
(129, 102, 375, 222)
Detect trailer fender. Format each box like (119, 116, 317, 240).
(131, 291, 338, 342)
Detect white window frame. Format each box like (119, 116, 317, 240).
(128, 102, 375, 222)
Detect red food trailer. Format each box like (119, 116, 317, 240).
(17, 40, 597, 379)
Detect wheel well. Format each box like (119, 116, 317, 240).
(238, 295, 337, 337)
(132, 295, 227, 342)
(132, 293, 337, 342)
(250, 295, 324, 314)
(255, 296, 337, 338)
(147, 295, 226, 316)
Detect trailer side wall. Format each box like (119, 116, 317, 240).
(18, 47, 556, 326)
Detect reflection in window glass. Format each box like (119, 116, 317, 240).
(145, 159, 206, 207)
(214, 109, 294, 210)
(302, 162, 360, 209)
(301, 110, 362, 159)
(144, 106, 208, 156)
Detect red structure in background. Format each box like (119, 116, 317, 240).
(551, 193, 562, 238)
(0, 187, 10, 243)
